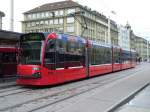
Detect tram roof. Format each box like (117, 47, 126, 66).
(0, 30, 21, 40)
(91, 40, 112, 48)
(57, 33, 86, 44)
(41, 32, 86, 44)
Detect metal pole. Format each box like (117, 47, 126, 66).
(85, 47, 89, 77)
(10, 0, 14, 31)
(147, 40, 149, 62)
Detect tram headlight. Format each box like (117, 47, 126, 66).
(32, 67, 40, 71)
(32, 72, 41, 78)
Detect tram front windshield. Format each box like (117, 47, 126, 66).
(20, 41, 43, 65)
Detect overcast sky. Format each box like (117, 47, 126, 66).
(0, 0, 150, 40)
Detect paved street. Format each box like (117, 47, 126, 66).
(32, 63, 150, 112)
(116, 79, 150, 112)
(0, 63, 150, 112)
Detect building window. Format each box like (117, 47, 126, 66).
(40, 21, 44, 25)
(36, 21, 40, 26)
(55, 11, 59, 16)
(59, 18, 63, 24)
(26, 23, 31, 27)
(27, 14, 32, 19)
(67, 17, 74, 23)
(37, 13, 40, 18)
(32, 13, 36, 19)
(45, 12, 49, 17)
(41, 12, 45, 18)
(67, 8, 75, 15)
(49, 12, 53, 17)
(67, 26, 74, 32)
(49, 20, 53, 24)
(60, 10, 64, 16)
(31, 22, 35, 27)
(45, 20, 49, 25)
(58, 27, 64, 32)
(54, 19, 59, 24)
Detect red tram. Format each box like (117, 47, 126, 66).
(17, 32, 136, 86)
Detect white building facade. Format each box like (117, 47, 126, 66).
(118, 25, 130, 50)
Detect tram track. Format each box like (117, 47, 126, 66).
(0, 87, 32, 97)
(0, 86, 22, 94)
(0, 82, 17, 89)
(0, 66, 143, 112)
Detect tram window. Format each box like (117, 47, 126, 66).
(67, 41, 76, 53)
(46, 39, 56, 52)
(100, 47, 105, 64)
(0, 53, 2, 60)
(44, 39, 56, 70)
(90, 46, 96, 65)
(121, 51, 130, 63)
(56, 39, 66, 53)
(114, 49, 120, 63)
(104, 48, 108, 63)
(64, 41, 85, 67)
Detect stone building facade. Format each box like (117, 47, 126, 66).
(22, 0, 118, 45)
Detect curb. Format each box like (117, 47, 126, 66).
(107, 83, 150, 112)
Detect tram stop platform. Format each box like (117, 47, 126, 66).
(41, 63, 150, 112)
(116, 84, 150, 112)
(0, 77, 16, 88)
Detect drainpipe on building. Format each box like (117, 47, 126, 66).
(107, 16, 111, 44)
(147, 39, 149, 62)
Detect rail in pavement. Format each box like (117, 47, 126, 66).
(35, 63, 150, 112)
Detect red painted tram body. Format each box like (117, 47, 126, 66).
(17, 32, 136, 86)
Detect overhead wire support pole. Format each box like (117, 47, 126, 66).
(10, 0, 14, 31)
(69, 11, 88, 37)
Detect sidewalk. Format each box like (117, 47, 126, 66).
(116, 84, 150, 112)
(35, 63, 150, 112)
